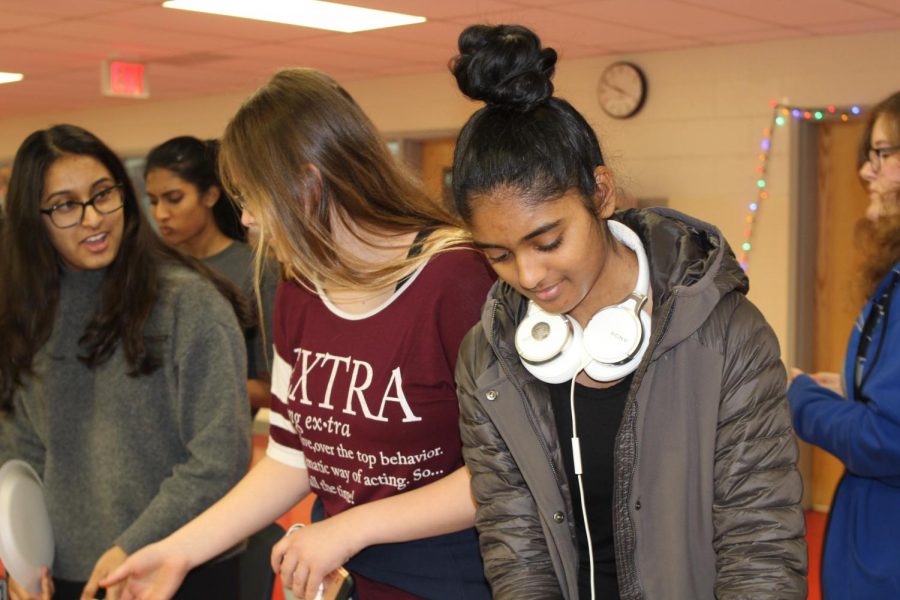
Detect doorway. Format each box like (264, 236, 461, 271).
(420, 137, 456, 209)
(793, 118, 869, 511)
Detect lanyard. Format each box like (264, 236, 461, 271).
(854, 270, 899, 402)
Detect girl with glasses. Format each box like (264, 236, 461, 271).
(789, 90, 900, 599)
(0, 125, 253, 600)
(104, 68, 495, 600)
(449, 24, 807, 599)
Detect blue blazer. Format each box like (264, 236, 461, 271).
(789, 263, 900, 598)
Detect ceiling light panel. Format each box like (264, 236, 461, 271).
(162, 0, 426, 33)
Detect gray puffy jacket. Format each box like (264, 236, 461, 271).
(456, 208, 807, 599)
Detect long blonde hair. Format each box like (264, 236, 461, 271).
(220, 68, 469, 292)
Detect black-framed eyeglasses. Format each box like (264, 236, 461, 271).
(40, 183, 124, 229)
(866, 145, 900, 173)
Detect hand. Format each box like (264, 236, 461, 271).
(271, 517, 362, 600)
(81, 546, 127, 600)
(8, 568, 54, 600)
(99, 541, 191, 600)
(788, 367, 805, 384)
(809, 371, 844, 396)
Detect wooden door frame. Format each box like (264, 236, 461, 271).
(788, 120, 820, 509)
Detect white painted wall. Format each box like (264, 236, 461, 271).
(2, 29, 899, 356)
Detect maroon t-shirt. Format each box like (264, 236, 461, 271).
(267, 248, 495, 519)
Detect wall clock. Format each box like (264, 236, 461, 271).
(598, 62, 647, 119)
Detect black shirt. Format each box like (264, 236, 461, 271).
(549, 375, 631, 600)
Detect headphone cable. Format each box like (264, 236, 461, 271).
(570, 375, 596, 600)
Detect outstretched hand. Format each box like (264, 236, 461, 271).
(99, 541, 191, 600)
(271, 517, 361, 600)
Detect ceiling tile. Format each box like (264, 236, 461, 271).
(680, 0, 895, 26)
(0, 9, 59, 31)
(846, 0, 900, 15)
(0, 0, 123, 17)
(368, 20, 467, 51)
(805, 16, 900, 34)
(558, 0, 776, 36)
(221, 41, 408, 74)
(449, 7, 669, 49)
(700, 27, 809, 44)
(38, 19, 246, 56)
(294, 32, 452, 65)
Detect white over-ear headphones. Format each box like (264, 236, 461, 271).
(514, 220, 651, 384)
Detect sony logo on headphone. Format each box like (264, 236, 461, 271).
(608, 330, 627, 343)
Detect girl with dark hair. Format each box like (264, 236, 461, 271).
(105, 68, 495, 600)
(0, 125, 252, 600)
(146, 137, 245, 246)
(449, 25, 807, 599)
(145, 136, 278, 411)
(789, 90, 900, 599)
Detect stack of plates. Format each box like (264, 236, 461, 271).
(0, 459, 54, 595)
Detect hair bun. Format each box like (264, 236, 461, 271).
(451, 24, 556, 112)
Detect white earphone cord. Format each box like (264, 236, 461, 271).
(570, 376, 596, 600)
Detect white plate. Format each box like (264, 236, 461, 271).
(0, 459, 54, 595)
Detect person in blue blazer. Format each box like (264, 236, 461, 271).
(789, 90, 900, 599)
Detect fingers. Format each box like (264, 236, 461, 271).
(7, 574, 31, 600)
(289, 562, 310, 600)
(286, 559, 328, 600)
(810, 371, 837, 384)
(7, 570, 51, 600)
(106, 581, 124, 600)
(41, 568, 55, 600)
(279, 549, 300, 590)
(82, 566, 103, 600)
(270, 535, 290, 573)
(304, 571, 326, 600)
(275, 525, 337, 600)
(100, 561, 131, 588)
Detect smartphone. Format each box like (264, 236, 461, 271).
(321, 566, 354, 600)
(290, 567, 355, 600)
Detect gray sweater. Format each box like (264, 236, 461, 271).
(203, 241, 277, 378)
(0, 263, 250, 581)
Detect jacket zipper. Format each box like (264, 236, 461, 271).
(618, 291, 677, 599)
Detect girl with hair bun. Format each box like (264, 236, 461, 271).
(145, 136, 278, 411)
(451, 24, 807, 599)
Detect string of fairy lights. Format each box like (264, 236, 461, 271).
(737, 100, 865, 271)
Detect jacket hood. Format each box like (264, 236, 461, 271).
(481, 207, 749, 358)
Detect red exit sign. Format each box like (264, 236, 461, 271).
(101, 60, 149, 98)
